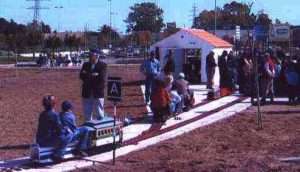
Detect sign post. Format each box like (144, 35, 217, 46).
(107, 77, 122, 165)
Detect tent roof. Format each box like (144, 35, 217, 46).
(183, 29, 232, 48)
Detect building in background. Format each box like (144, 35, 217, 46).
(151, 28, 232, 86)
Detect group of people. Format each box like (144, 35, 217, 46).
(140, 51, 194, 123)
(36, 52, 107, 161)
(206, 49, 300, 105)
(36, 96, 90, 161)
(36, 53, 82, 67)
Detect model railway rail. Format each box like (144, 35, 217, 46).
(30, 117, 123, 164)
(0, 96, 251, 172)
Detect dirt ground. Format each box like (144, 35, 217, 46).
(74, 104, 300, 172)
(0, 65, 146, 160)
(1, 66, 300, 172)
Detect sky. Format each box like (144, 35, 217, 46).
(0, 0, 299, 33)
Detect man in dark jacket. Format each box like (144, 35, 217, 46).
(80, 52, 107, 121)
(218, 50, 234, 96)
(163, 50, 175, 75)
(206, 51, 217, 89)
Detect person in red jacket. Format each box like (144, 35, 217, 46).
(150, 79, 171, 123)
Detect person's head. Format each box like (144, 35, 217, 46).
(265, 52, 270, 58)
(89, 52, 98, 64)
(178, 72, 185, 80)
(164, 75, 173, 86)
(61, 100, 73, 112)
(42, 95, 56, 111)
(222, 50, 228, 57)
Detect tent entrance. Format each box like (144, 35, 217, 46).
(183, 49, 201, 84)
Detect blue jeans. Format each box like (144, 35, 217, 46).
(72, 127, 90, 150)
(170, 94, 182, 113)
(58, 127, 90, 157)
(82, 97, 105, 121)
(145, 75, 155, 103)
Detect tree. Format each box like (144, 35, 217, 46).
(97, 25, 120, 48)
(125, 2, 165, 33)
(26, 29, 43, 59)
(45, 33, 62, 56)
(193, 1, 266, 30)
(255, 13, 272, 29)
(64, 33, 82, 53)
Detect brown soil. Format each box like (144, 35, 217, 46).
(1, 66, 300, 172)
(0, 65, 145, 160)
(74, 104, 300, 172)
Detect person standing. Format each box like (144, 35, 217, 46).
(285, 58, 299, 104)
(218, 51, 234, 96)
(261, 53, 275, 104)
(206, 51, 217, 89)
(163, 50, 175, 75)
(140, 51, 161, 104)
(242, 54, 254, 96)
(80, 52, 107, 121)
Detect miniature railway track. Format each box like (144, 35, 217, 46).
(0, 95, 248, 171)
(123, 97, 247, 146)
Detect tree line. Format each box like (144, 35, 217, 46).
(0, 1, 278, 56)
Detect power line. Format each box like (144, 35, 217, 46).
(27, 0, 50, 26)
(191, 3, 198, 27)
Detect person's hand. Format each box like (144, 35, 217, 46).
(81, 70, 87, 74)
(92, 72, 99, 76)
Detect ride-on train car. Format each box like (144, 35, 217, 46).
(30, 116, 123, 164)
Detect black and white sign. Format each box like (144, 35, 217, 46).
(107, 77, 122, 102)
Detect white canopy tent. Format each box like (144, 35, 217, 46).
(151, 28, 233, 88)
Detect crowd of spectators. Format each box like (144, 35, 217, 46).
(36, 53, 82, 67)
(206, 49, 300, 105)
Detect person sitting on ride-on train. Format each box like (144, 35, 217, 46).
(36, 95, 64, 158)
(58, 101, 90, 157)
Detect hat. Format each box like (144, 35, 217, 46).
(62, 101, 73, 111)
(89, 49, 99, 58)
(178, 73, 185, 79)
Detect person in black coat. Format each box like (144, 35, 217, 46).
(163, 50, 175, 75)
(80, 52, 107, 121)
(206, 51, 217, 89)
(218, 50, 234, 96)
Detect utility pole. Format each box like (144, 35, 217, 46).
(214, 0, 217, 35)
(27, 0, 50, 30)
(108, 0, 112, 56)
(84, 24, 89, 51)
(27, 0, 49, 60)
(191, 3, 198, 28)
(54, 6, 63, 32)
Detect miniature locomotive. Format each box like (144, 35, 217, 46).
(30, 117, 123, 163)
